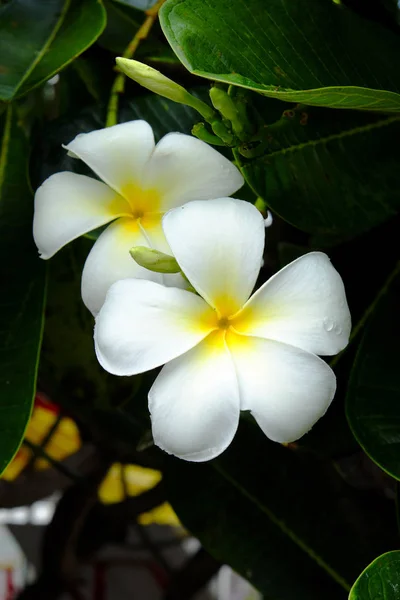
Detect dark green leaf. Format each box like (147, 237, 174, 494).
(165, 421, 397, 599)
(277, 242, 308, 268)
(99, 0, 167, 57)
(0, 0, 69, 101)
(349, 551, 400, 599)
(160, 0, 400, 111)
(0, 106, 46, 473)
(346, 265, 400, 480)
(16, 0, 107, 98)
(235, 99, 400, 241)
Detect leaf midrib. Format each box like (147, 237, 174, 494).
(246, 114, 400, 163)
(3, 0, 71, 100)
(213, 462, 351, 591)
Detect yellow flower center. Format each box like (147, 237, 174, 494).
(121, 183, 161, 220)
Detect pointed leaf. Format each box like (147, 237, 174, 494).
(0, 0, 70, 101)
(16, 0, 107, 98)
(0, 106, 47, 473)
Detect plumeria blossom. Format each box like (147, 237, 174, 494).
(33, 121, 243, 315)
(95, 198, 351, 462)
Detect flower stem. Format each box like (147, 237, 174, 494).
(330, 259, 400, 369)
(105, 0, 166, 128)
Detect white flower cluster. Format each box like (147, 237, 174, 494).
(34, 121, 351, 462)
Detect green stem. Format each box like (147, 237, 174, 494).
(330, 259, 400, 368)
(105, 0, 166, 128)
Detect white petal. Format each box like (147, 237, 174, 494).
(227, 332, 336, 443)
(33, 172, 131, 259)
(149, 332, 240, 462)
(82, 217, 163, 315)
(163, 198, 265, 315)
(138, 216, 187, 290)
(139, 213, 172, 255)
(64, 121, 155, 198)
(142, 133, 244, 211)
(95, 279, 215, 376)
(235, 252, 351, 356)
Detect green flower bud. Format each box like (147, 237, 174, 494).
(116, 58, 215, 122)
(211, 120, 234, 145)
(192, 123, 226, 146)
(130, 246, 181, 274)
(209, 87, 239, 122)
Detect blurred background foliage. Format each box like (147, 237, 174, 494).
(1, 0, 400, 598)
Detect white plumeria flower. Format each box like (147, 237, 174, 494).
(33, 121, 243, 315)
(95, 198, 351, 462)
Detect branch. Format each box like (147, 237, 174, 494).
(105, 0, 167, 127)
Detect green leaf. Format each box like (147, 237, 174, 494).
(16, 0, 107, 99)
(0, 0, 70, 101)
(160, 0, 400, 111)
(349, 551, 400, 600)
(235, 99, 400, 241)
(99, 0, 168, 58)
(165, 421, 397, 599)
(0, 106, 47, 473)
(346, 264, 400, 480)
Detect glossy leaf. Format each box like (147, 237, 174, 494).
(235, 99, 400, 241)
(0, 0, 69, 101)
(16, 0, 107, 98)
(165, 421, 397, 600)
(160, 0, 400, 111)
(349, 551, 400, 599)
(346, 266, 400, 480)
(0, 107, 47, 474)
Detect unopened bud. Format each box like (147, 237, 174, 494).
(116, 58, 215, 122)
(130, 246, 181, 274)
(210, 87, 239, 122)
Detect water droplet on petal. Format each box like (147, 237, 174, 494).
(323, 317, 334, 332)
(334, 324, 342, 335)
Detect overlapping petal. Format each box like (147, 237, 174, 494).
(33, 173, 131, 259)
(94, 279, 216, 376)
(227, 331, 336, 443)
(234, 252, 351, 356)
(64, 121, 155, 198)
(142, 133, 244, 211)
(163, 198, 265, 315)
(149, 332, 240, 462)
(82, 217, 162, 315)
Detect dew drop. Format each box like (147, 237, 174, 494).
(323, 317, 334, 332)
(334, 324, 342, 335)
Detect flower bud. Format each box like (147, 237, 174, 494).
(130, 246, 181, 274)
(116, 58, 215, 121)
